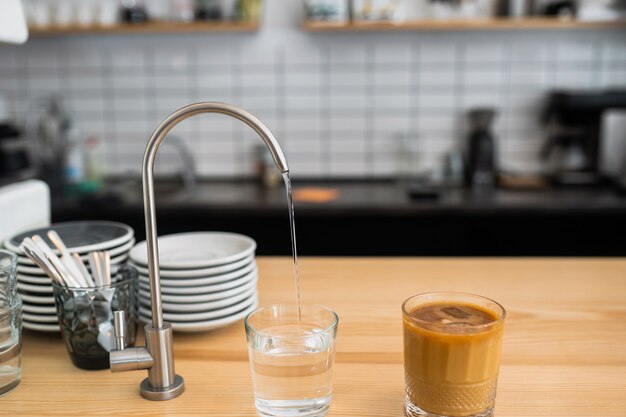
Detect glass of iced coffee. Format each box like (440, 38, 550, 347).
(402, 292, 505, 417)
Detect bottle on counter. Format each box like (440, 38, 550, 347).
(63, 126, 85, 194)
(236, 0, 263, 21)
(63, 128, 103, 195)
(83, 136, 104, 193)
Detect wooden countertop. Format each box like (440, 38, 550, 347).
(5, 258, 626, 416)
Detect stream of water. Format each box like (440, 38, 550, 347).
(282, 171, 301, 324)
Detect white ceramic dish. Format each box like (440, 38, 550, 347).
(22, 303, 57, 314)
(138, 269, 257, 295)
(137, 262, 256, 288)
(18, 282, 53, 294)
(19, 292, 54, 304)
(17, 273, 52, 285)
(129, 253, 255, 278)
(17, 253, 129, 276)
(140, 285, 257, 313)
(139, 276, 258, 304)
(130, 232, 256, 269)
(139, 294, 257, 322)
(139, 299, 258, 333)
(22, 312, 58, 323)
(6, 221, 134, 254)
(23, 321, 60, 332)
(17, 238, 135, 266)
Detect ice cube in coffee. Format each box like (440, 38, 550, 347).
(402, 293, 505, 417)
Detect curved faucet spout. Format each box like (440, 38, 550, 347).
(108, 102, 288, 401)
(142, 102, 289, 329)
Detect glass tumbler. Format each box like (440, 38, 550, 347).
(52, 266, 138, 370)
(245, 304, 339, 417)
(0, 250, 18, 307)
(0, 297, 22, 397)
(402, 292, 506, 417)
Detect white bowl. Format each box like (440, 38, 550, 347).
(138, 269, 257, 296)
(130, 232, 256, 269)
(139, 299, 258, 333)
(137, 261, 256, 288)
(139, 276, 258, 304)
(129, 253, 254, 278)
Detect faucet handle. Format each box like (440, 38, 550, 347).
(114, 310, 126, 350)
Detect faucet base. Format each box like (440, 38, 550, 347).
(140, 374, 185, 401)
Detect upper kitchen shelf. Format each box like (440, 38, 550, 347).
(28, 21, 260, 37)
(303, 18, 626, 32)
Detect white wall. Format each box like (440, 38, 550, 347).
(0, 0, 625, 178)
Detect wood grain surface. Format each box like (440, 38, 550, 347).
(3, 257, 626, 416)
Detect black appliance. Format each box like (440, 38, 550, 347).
(0, 106, 34, 185)
(541, 90, 626, 186)
(465, 108, 498, 189)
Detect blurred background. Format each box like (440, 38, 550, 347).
(1, 0, 625, 256)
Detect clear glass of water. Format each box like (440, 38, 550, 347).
(0, 250, 18, 307)
(245, 304, 339, 417)
(0, 296, 22, 397)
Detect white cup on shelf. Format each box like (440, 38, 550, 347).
(30, 0, 53, 28)
(54, 0, 76, 27)
(76, 0, 97, 26)
(97, 0, 119, 26)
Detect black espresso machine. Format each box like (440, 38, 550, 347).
(541, 89, 626, 187)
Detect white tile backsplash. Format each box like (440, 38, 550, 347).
(0, 11, 623, 179)
(420, 43, 458, 64)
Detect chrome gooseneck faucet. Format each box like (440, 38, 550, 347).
(109, 102, 289, 401)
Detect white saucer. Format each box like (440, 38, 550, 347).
(23, 321, 60, 332)
(139, 299, 258, 333)
(17, 238, 135, 267)
(140, 285, 257, 313)
(17, 273, 52, 285)
(6, 221, 134, 254)
(140, 294, 257, 322)
(18, 282, 53, 294)
(22, 303, 57, 314)
(137, 261, 256, 288)
(20, 292, 54, 304)
(139, 269, 257, 295)
(17, 253, 129, 275)
(22, 312, 58, 323)
(130, 232, 256, 269)
(129, 253, 254, 278)
(139, 276, 258, 304)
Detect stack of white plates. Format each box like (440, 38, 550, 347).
(3, 221, 135, 332)
(130, 232, 258, 333)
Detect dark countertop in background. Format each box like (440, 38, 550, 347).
(53, 178, 626, 214)
(51, 179, 626, 256)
